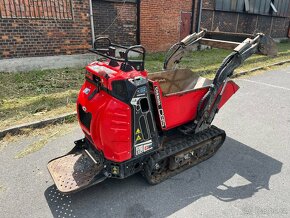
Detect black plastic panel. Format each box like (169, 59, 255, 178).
(78, 104, 92, 131)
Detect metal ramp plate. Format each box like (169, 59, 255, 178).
(47, 150, 102, 193)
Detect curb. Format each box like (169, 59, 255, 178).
(0, 112, 77, 139)
(232, 60, 290, 78)
(1, 59, 289, 139)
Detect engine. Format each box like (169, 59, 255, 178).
(77, 60, 158, 162)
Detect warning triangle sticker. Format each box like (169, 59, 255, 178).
(136, 135, 142, 142)
(135, 128, 141, 134)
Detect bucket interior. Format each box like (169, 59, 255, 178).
(148, 69, 212, 95)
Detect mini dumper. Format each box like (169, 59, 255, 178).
(48, 30, 277, 193)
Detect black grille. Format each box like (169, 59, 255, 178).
(140, 116, 148, 140)
(147, 112, 154, 137)
(78, 104, 92, 131)
(112, 80, 128, 101)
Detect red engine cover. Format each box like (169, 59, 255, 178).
(78, 81, 132, 162)
(76, 60, 147, 163)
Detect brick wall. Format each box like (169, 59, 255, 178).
(201, 0, 289, 38)
(92, 0, 137, 46)
(0, 0, 91, 59)
(140, 0, 193, 52)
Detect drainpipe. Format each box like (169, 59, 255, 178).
(196, 0, 203, 32)
(190, 0, 196, 34)
(136, 0, 141, 44)
(89, 0, 95, 47)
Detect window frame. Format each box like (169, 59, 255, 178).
(0, 0, 74, 20)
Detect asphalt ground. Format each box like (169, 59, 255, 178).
(0, 66, 290, 218)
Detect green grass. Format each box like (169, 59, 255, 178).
(0, 68, 83, 130)
(0, 67, 84, 99)
(1, 41, 290, 130)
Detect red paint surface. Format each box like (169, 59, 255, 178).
(154, 81, 239, 130)
(218, 81, 240, 109)
(77, 61, 147, 162)
(77, 61, 239, 162)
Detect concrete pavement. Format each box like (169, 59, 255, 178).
(0, 53, 96, 73)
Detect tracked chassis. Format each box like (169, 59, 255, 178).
(48, 30, 276, 193)
(48, 126, 225, 193)
(144, 126, 225, 184)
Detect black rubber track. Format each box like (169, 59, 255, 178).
(144, 125, 226, 185)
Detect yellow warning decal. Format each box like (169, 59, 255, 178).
(111, 166, 119, 175)
(135, 128, 141, 134)
(136, 135, 142, 142)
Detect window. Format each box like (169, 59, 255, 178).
(215, 0, 290, 17)
(0, 0, 73, 19)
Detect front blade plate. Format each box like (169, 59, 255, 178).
(47, 150, 102, 193)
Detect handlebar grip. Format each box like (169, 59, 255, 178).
(125, 45, 146, 55)
(93, 37, 111, 49)
(124, 45, 146, 62)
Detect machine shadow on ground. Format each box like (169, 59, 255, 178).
(45, 137, 282, 218)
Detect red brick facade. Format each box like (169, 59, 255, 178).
(0, 0, 289, 59)
(0, 0, 138, 59)
(140, 0, 194, 52)
(0, 0, 91, 59)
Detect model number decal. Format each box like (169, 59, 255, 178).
(135, 140, 153, 155)
(154, 86, 166, 128)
